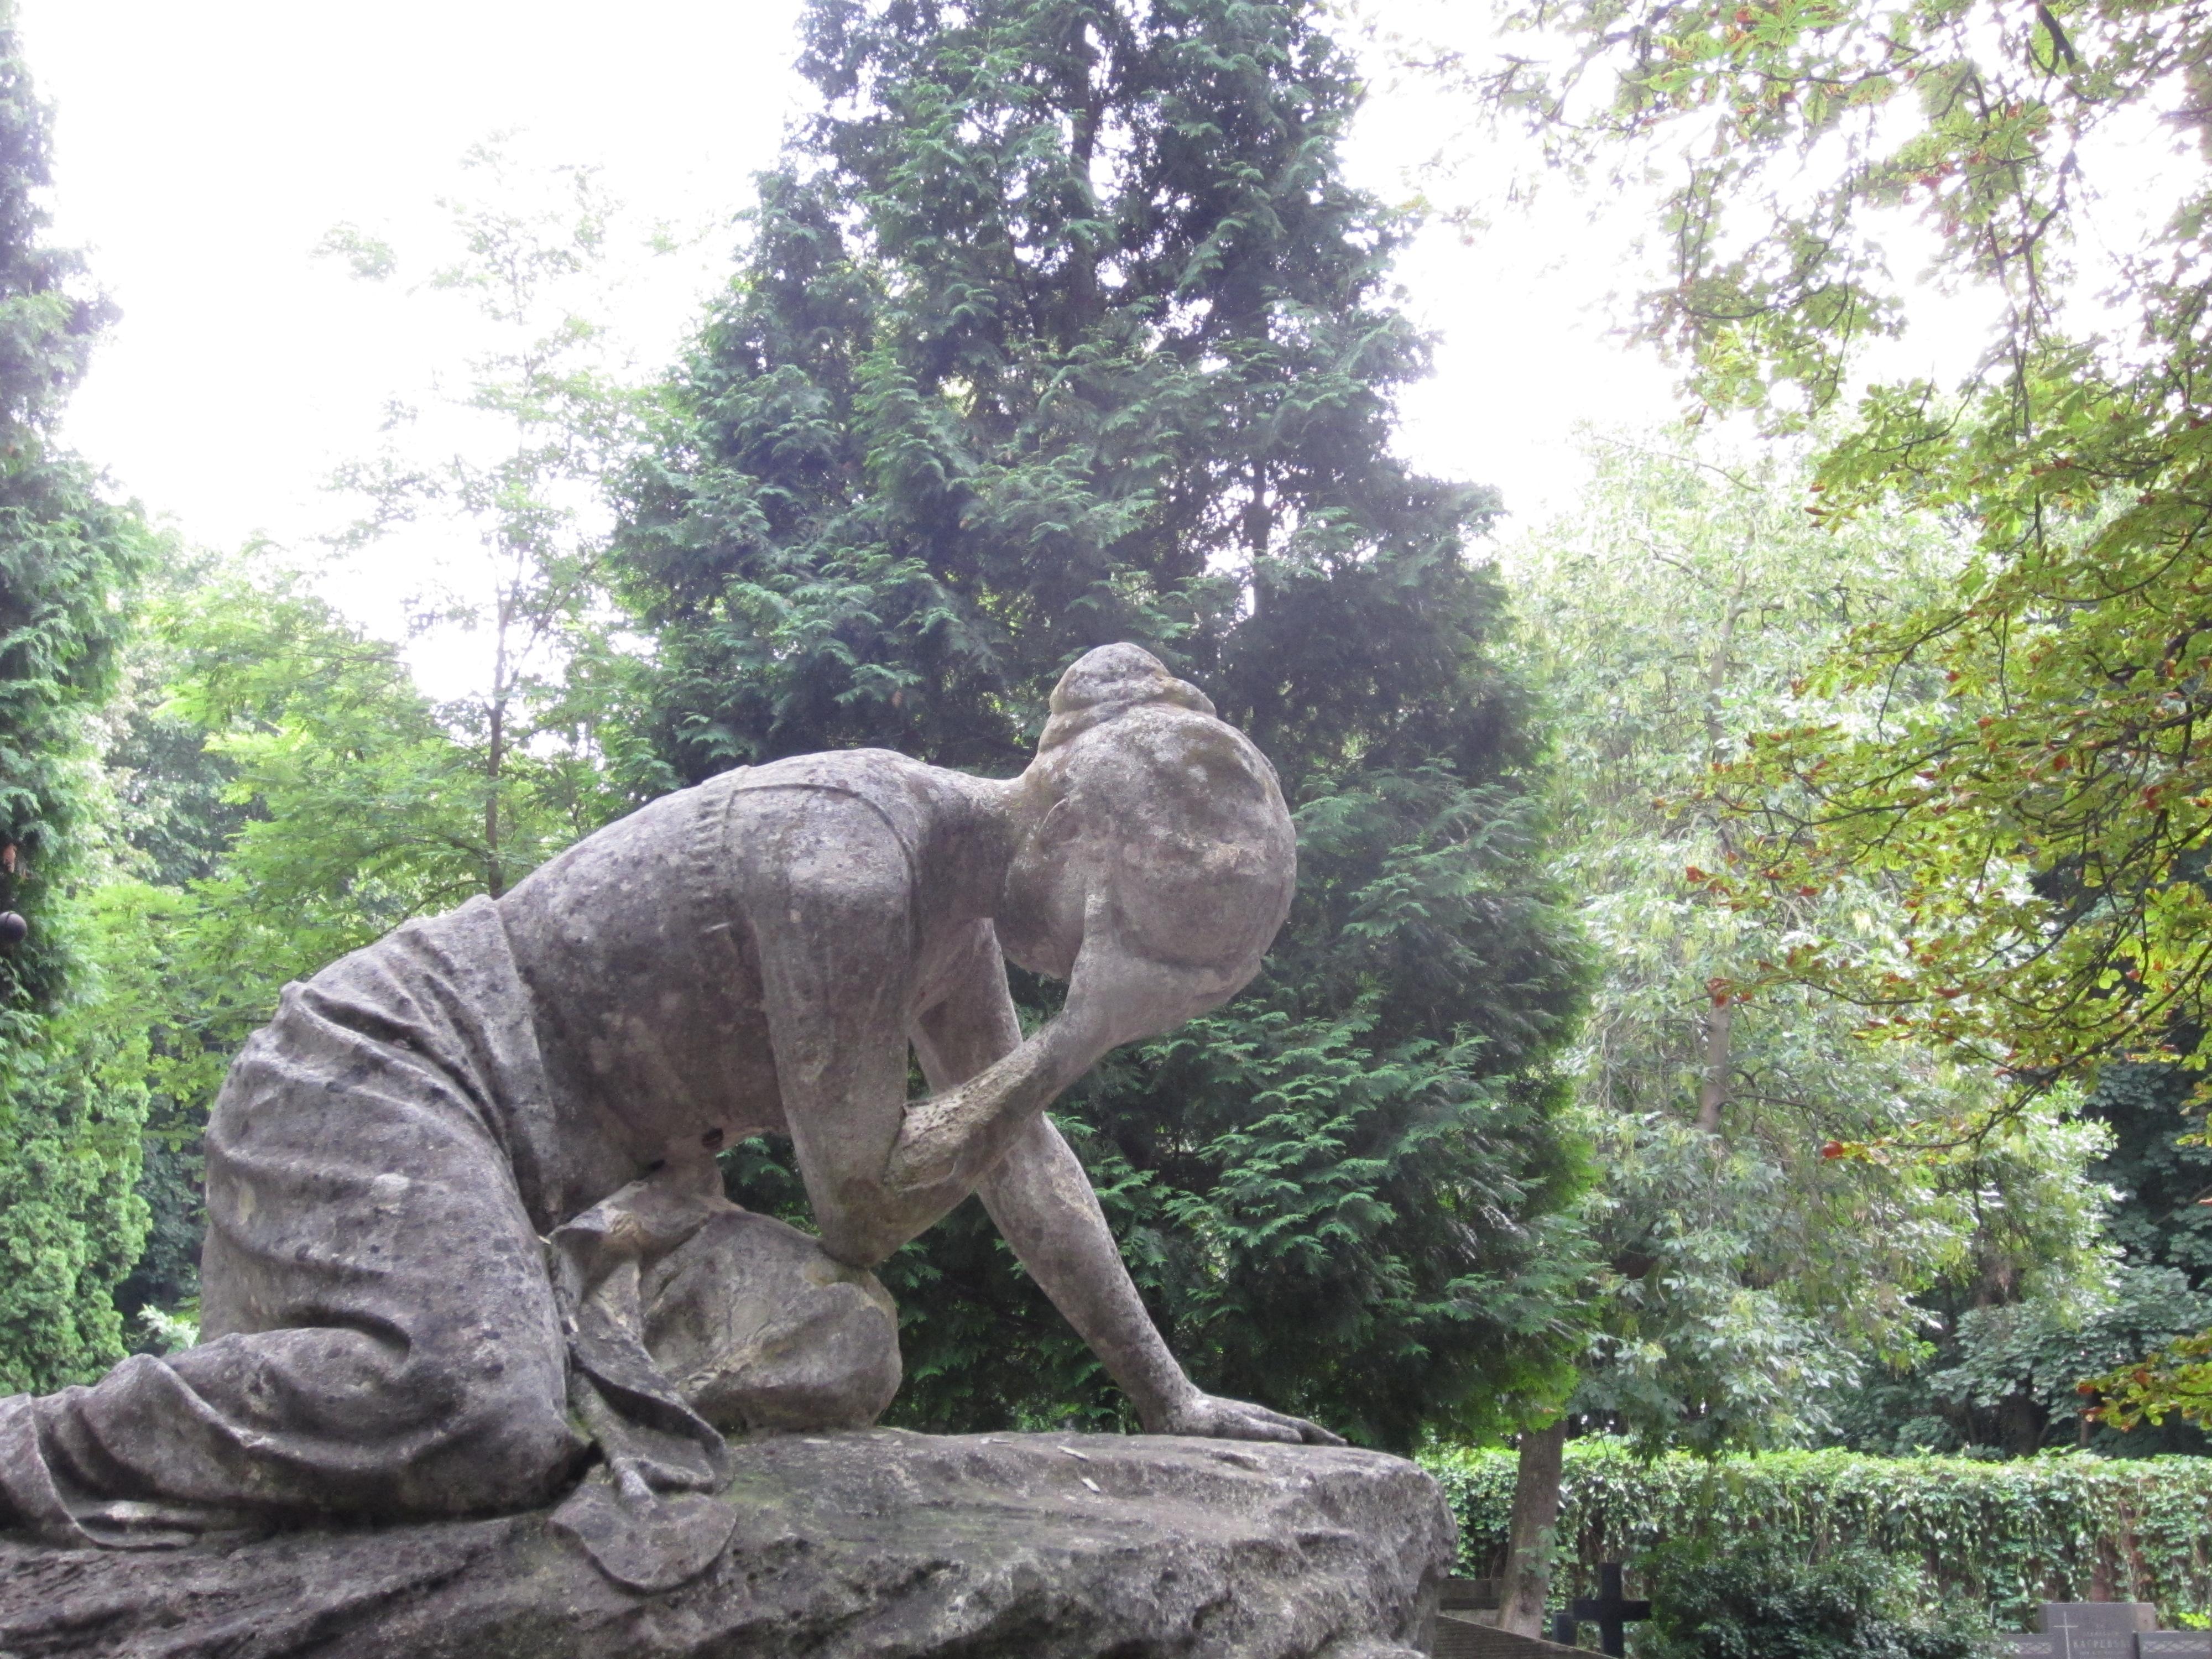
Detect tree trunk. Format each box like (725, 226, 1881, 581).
(1691, 567, 1749, 1137)
(1497, 1418, 1568, 1639)
(484, 697, 506, 899)
(1694, 999, 1732, 1134)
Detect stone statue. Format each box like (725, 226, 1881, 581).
(0, 644, 1334, 1584)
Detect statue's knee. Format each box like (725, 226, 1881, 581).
(472, 1392, 581, 1508)
(388, 1349, 579, 1515)
(643, 1211, 902, 1434)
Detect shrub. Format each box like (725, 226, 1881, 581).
(1636, 1540, 1992, 1658)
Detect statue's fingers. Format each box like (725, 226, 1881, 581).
(1252, 1404, 1344, 1446)
(1224, 1406, 1304, 1444)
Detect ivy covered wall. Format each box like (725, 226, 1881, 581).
(1426, 1440, 2212, 1632)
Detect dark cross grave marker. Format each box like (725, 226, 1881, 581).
(1548, 1562, 1652, 1656)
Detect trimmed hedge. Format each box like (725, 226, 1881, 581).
(1421, 1439, 2212, 1631)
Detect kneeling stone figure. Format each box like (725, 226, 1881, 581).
(0, 644, 1334, 1576)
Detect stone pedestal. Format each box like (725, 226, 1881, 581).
(0, 1431, 1451, 1659)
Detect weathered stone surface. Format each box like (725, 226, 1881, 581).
(1431, 1618, 1587, 1658)
(644, 1209, 902, 1435)
(0, 1432, 1452, 1659)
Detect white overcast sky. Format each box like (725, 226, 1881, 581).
(13, 1, 1689, 602)
(18, 0, 2138, 649)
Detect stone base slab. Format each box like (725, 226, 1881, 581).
(0, 1430, 1452, 1659)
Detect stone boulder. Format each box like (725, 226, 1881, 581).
(0, 1431, 1453, 1658)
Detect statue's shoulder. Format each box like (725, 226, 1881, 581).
(703, 750, 940, 888)
(518, 754, 936, 894)
(709, 750, 936, 833)
(711, 748, 931, 794)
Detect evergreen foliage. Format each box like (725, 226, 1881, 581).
(614, 0, 1590, 1448)
(2087, 1061, 2212, 1286)
(0, 1, 155, 1391)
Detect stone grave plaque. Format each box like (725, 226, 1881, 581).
(2002, 1639, 2058, 1657)
(2041, 1603, 2159, 1659)
(2042, 1605, 2160, 1636)
(2140, 1635, 2212, 1657)
(1432, 1614, 1584, 1658)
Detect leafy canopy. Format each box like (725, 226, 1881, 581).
(1422, 0, 2212, 1110)
(1511, 434, 2112, 1455)
(322, 145, 666, 893)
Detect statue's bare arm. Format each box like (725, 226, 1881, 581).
(749, 793, 1338, 1443)
(909, 921, 1199, 1430)
(750, 796, 1110, 1268)
(912, 921, 1340, 1446)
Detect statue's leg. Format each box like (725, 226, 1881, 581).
(0, 984, 582, 1546)
(642, 1209, 901, 1433)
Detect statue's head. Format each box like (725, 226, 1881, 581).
(998, 644, 1297, 1002)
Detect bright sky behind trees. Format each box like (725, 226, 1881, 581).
(17, 0, 2177, 641)
(16, 3, 796, 586)
(18, 0, 1684, 635)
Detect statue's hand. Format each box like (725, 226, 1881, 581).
(1151, 1391, 1345, 1446)
(1064, 894, 1241, 1052)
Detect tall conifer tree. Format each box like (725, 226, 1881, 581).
(616, 0, 1589, 1446)
(0, 2, 155, 1390)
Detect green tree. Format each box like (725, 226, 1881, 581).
(615, 0, 1592, 1449)
(0, 0, 158, 1391)
(1491, 432, 2125, 1620)
(322, 144, 664, 890)
(39, 566, 484, 1347)
(1422, 0, 2212, 1109)
(66, 159, 672, 1339)
(1393, 0, 2212, 1439)
(1917, 1263, 2212, 1454)
(2085, 1060, 2212, 1286)
(152, 565, 508, 1021)
(74, 545, 639, 1339)
(80, 552, 246, 1333)
(1519, 434, 1998, 1435)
